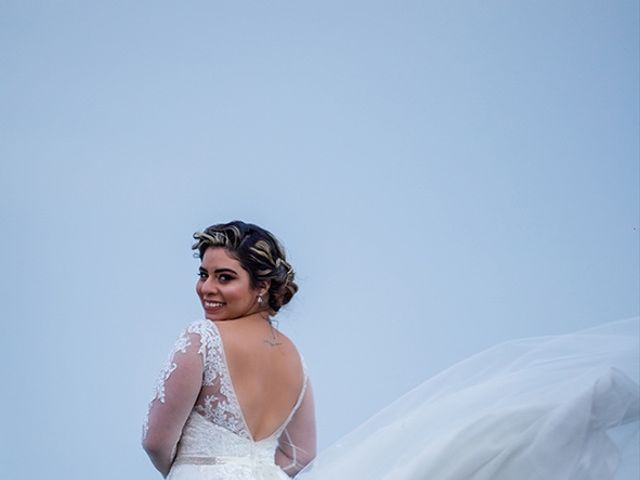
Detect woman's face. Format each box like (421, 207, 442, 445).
(196, 247, 263, 321)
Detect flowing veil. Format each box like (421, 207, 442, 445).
(296, 318, 640, 480)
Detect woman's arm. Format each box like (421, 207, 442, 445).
(276, 381, 317, 477)
(143, 329, 204, 477)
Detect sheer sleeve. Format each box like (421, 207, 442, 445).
(142, 325, 205, 477)
(276, 380, 317, 477)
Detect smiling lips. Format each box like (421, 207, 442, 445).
(204, 300, 225, 310)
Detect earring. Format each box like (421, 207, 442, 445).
(257, 295, 264, 305)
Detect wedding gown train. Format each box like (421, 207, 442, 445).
(296, 317, 639, 480)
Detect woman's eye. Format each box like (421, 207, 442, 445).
(197, 272, 208, 280)
(219, 274, 233, 282)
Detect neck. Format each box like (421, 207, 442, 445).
(210, 311, 270, 323)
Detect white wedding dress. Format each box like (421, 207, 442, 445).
(144, 317, 639, 479)
(143, 320, 316, 480)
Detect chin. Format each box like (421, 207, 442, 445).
(203, 311, 222, 321)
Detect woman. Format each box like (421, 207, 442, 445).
(143, 221, 317, 479)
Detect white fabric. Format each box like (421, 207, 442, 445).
(143, 319, 315, 479)
(166, 412, 288, 480)
(296, 318, 640, 480)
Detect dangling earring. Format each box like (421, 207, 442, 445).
(257, 295, 264, 305)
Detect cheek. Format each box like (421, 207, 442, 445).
(226, 284, 253, 303)
(226, 285, 244, 301)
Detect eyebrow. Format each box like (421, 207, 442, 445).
(200, 266, 238, 275)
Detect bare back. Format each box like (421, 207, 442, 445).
(208, 317, 305, 441)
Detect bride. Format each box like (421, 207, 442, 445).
(143, 221, 317, 479)
(143, 221, 639, 479)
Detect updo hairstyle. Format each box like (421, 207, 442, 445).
(192, 221, 298, 316)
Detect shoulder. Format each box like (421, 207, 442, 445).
(272, 327, 308, 381)
(275, 328, 304, 360)
(183, 319, 222, 348)
(183, 319, 216, 334)
(179, 320, 226, 384)
(167, 320, 221, 362)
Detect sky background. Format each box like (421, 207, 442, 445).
(1, 1, 638, 479)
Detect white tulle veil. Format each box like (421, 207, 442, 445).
(296, 318, 639, 480)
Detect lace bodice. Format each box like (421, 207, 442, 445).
(143, 320, 316, 478)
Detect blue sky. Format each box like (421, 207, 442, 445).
(1, 1, 638, 479)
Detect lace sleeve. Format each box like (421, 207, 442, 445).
(142, 323, 207, 477)
(276, 379, 317, 477)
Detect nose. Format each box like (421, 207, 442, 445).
(199, 276, 219, 296)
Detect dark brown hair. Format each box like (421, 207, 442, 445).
(192, 221, 298, 315)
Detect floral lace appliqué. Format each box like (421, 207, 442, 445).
(191, 320, 250, 438)
(142, 320, 251, 441)
(142, 324, 197, 439)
